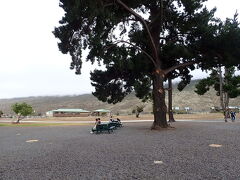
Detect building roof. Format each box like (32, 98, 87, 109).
(93, 109, 111, 113)
(228, 106, 238, 109)
(52, 109, 90, 113)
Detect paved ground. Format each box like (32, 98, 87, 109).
(1, 121, 240, 180)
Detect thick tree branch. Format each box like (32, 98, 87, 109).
(116, 0, 159, 61)
(104, 40, 157, 68)
(164, 61, 197, 75)
(103, 3, 114, 8)
(149, 11, 162, 27)
(216, 53, 223, 60)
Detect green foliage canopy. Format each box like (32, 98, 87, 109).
(54, 0, 216, 104)
(132, 104, 145, 118)
(195, 14, 240, 99)
(195, 67, 240, 98)
(136, 105, 144, 114)
(198, 13, 240, 70)
(12, 103, 34, 119)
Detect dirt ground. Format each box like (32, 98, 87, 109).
(17, 112, 232, 122)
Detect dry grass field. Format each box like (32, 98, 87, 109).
(26, 112, 226, 122)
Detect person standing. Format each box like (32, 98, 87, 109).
(233, 111, 236, 121)
(230, 111, 236, 122)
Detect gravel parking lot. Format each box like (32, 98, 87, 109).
(0, 121, 240, 180)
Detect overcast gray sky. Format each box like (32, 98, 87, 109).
(0, 0, 239, 99)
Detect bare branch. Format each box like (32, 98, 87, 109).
(103, 3, 114, 8)
(116, 0, 159, 61)
(104, 40, 157, 68)
(164, 61, 197, 75)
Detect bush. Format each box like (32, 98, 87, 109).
(101, 112, 107, 116)
(172, 110, 188, 114)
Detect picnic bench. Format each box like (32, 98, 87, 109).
(109, 121, 123, 128)
(91, 123, 115, 134)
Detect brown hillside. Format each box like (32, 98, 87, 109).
(0, 80, 239, 115)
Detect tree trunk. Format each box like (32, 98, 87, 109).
(136, 112, 139, 118)
(168, 78, 175, 122)
(224, 67, 230, 121)
(219, 66, 228, 122)
(223, 92, 230, 120)
(16, 115, 21, 123)
(148, 5, 168, 129)
(151, 71, 169, 129)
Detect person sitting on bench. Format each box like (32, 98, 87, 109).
(97, 118, 101, 124)
(92, 118, 101, 131)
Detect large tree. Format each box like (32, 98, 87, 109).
(12, 103, 34, 123)
(54, 0, 215, 129)
(195, 67, 240, 121)
(195, 14, 240, 121)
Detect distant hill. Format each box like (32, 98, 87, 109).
(0, 80, 239, 115)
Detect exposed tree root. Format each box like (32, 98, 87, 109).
(151, 123, 175, 130)
(12, 122, 20, 124)
(168, 119, 176, 123)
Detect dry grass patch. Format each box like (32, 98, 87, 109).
(17, 113, 224, 123)
(0, 123, 91, 127)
